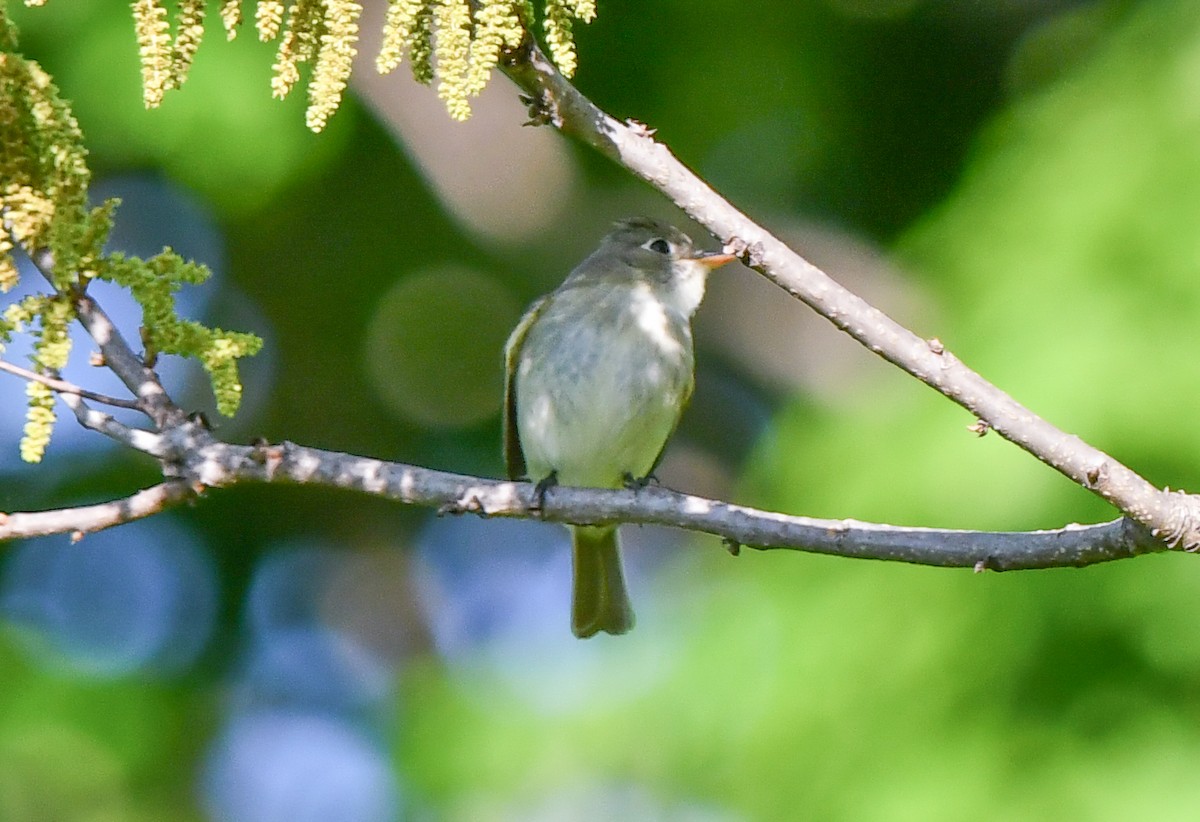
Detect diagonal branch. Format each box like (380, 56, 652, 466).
(500, 38, 1200, 551)
(57, 392, 171, 457)
(26, 247, 185, 430)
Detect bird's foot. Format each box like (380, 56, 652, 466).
(532, 471, 559, 515)
(622, 472, 659, 490)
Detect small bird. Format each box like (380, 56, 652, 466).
(503, 216, 735, 638)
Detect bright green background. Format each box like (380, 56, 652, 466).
(5, 0, 1200, 819)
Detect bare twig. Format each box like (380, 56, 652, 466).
(0, 481, 195, 541)
(500, 38, 1200, 550)
(0, 358, 141, 410)
(57, 393, 170, 457)
(0, 438, 1167, 569)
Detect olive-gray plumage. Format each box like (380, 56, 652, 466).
(504, 217, 734, 637)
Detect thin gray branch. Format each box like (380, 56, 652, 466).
(0, 481, 195, 541)
(58, 392, 170, 457)
(0, 437, 1169, 569)
(0, 358, 141, 409)
(500, 39, 1200, 550)
(3, 240, 1182, 567)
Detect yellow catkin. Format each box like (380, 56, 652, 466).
(543, 0, 577, 78)
(4, 295, 43, 332)
(2, 185, 55, 246)
(0, 257, 16, 294)
(271, 13, 303, 97)
(255, 0, 285, 41)
(376, 0, 426, 75)
(305, 0, 363, 131)
(434, 0, 471, 120)
(29, 0, 601, 131)
(0, 50, 89, 292)
(0, 223, 15, 292)
(20, 381, 54, 463)
(271, 0, 322, 100)
(569, 0, 596, 22)
(2, 47, 250, 456)
(132, 0, 173, 108)
(219, 0, 242, 40)
(36, 294, 73, 370)
(169, 0, 207, 90)
(407, 3, 435, 84)
(20, 295, 73, 463)
(466, 0, 523, 98)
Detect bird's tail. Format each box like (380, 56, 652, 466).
(570, 525, 635, 638)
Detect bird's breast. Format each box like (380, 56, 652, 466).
(514, 284, 694, 487)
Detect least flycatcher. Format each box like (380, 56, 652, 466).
(504, 216, 735, 637)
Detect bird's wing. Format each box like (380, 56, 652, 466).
(645, 362, 694, 480)
(503, 295, 551, 480)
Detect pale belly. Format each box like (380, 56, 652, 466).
(514, 286, 694, 488)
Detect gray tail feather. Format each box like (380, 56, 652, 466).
(571, 526, 635, 638)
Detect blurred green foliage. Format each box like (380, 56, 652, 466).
(0, 638, 207, 821)
(6, 0, 1200, 819)
(10, 2, 354, 217)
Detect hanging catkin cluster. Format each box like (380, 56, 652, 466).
(118, 0, 599, 129)
(0, 8, 262, 462)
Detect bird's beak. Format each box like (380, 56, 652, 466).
(693, 250, 737, 269)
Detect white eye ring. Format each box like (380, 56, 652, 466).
(643, 238, 672, 254)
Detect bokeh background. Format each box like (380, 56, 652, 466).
(3, 0, 1200, 819)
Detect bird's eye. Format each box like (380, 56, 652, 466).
(645, 238, 671, 254)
